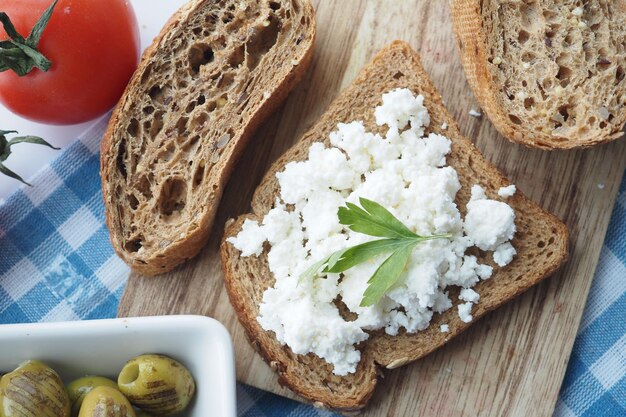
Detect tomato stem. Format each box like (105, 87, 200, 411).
(0, 0, 58, 76)
(0, 130, 59, 186)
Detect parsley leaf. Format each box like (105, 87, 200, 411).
(301, 198, 450, 306)
(325, 238, 410, 273)
(361, 241, 415, 307)
(338, 198, 416, 239)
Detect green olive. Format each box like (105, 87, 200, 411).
(0, 360, 70, 417)
(78, 386, 136, 417)
(67, 376, 118, 416)
(117, 354, 195, 416)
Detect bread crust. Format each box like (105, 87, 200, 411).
(450, 0, 626, 150)
(220, 41, 570, 410)
(101, 0, 316, 275)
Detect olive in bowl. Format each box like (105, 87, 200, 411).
(78, 386, 135, 417)
(67, 376, 119, 416)
(118, 354, 195, 416)
(0, 360, 70, 417)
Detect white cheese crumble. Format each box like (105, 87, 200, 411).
(459, 288, 480, 303)
(498, 185, 516, 198)
(493, 242, 517, 267)
(458, 302, 474, 323)
(468, 109, 482, 118)
(228, 219, 267, 256)
(441, 122, 448, 130)
(228, 89, 517, 375)
(440, 324, 449, 333)
(465, 186, 516, 251)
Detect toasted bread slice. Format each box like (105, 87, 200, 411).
(220, 41, 569, 411)
(451, 0, 626, 149)
(101, 0, 316, 275)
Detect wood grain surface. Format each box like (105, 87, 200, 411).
(117, 1, 626, 416)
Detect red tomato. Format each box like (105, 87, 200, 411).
(0, 0, 140, 125)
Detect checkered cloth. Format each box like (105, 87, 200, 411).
(0, 117, 128, 323)
(0, 121, 623, 417)
(554, 178, 626, 417)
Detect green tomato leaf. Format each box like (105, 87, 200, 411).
(360, 243, 415, 307)
(0, 40, 16, 49)
(11, 42, 51, 72)
(0, 130, 58, 184)
(0, 12, 26, 44)
(0, 47, 33, 76)
(0, 1, 56, 76)
(0, 135, 10, 160)
(0, 161, 30, 186)
(9, 135, 59, 150)
(26, 0, 58, 47)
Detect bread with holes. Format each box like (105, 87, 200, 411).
(451, 0, 626, 149)
(100, 0, 316, 275)
(220, 41, 569, 411)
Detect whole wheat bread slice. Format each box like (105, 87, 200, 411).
(101, 0, 316, 275)
(451, 0, 626, 149)
(220, 41, 569, 411)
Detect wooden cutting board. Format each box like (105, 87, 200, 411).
(117, 1, 626, 416)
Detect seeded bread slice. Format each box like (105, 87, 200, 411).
(220, 41, 569, 411)
(101, 0, 316, 275)
(451, 0, 626, 149)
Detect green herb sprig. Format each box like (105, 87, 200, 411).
(0, 130, 59, 186)
(302, 198, 450, 307)
(0, 0, 57, 76)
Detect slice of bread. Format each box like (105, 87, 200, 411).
(101, 0, 315, 275)
(220, 41, 569, 411)
(451, 0, 626, 149)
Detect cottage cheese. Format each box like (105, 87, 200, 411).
(493, 242, 517, 267)
(459, 288, 480, 303)
(228, 88, 517, 375)
(458, 302, 474, 323)
(464, 186, 516, 251)
(498, 185, 516, 198)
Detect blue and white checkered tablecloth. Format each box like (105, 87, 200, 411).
(0, 121, 624, 417)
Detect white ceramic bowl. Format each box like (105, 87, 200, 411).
(0, 315, 236, 417)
